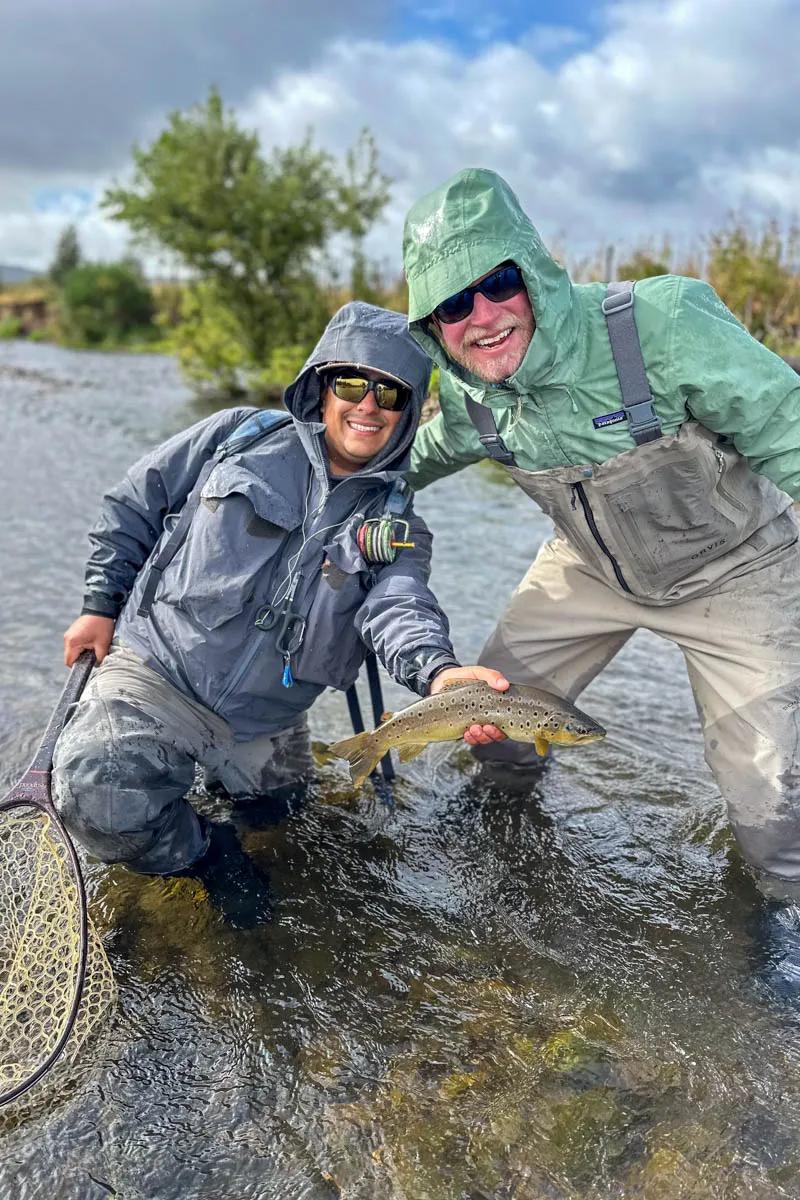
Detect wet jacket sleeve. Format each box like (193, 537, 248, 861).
(355, 514, 460, 696)
(82, 406, 256, 618)
(406, 372, 486, 491)
(675, 279, 800, 499)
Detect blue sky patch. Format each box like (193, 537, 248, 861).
(33, 186, 94, 217)
(394, 0, 602, 59)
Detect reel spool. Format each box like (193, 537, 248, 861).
(357, 517, 415, 565)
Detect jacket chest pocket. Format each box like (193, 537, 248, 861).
(294, 523, 370, 689)
(157, 462, 298, 631)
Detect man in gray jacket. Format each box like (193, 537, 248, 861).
(54, 302, 506, 925)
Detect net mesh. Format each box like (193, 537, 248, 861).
(0, 808, 115, 1103)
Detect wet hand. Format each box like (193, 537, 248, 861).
(63, 614, 115, 666)
(429, 665, 509, 745)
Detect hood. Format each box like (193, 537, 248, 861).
(403, 167, 580, 395)
(284, 300, 432, 484)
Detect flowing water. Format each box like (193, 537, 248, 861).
(1, 341, 799, 1199)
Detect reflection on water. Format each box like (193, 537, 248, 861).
(1, 341, 799, 1199)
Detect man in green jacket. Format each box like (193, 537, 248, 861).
(403, 167, 800, 975)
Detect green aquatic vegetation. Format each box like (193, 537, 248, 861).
(363, 1052, 630, 1195)
(436, 1065, 490, 1101)
(628, 1147, 717, 1200)
(318, 990, 698, 1197)
(540, 1027, 592, 1073)
(617, 1119, 776, 1199)
(530, 1086, 629, 1167)
(93, 867, 245, 1012)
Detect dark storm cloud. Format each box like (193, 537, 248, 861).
(1, 0, 387, 172)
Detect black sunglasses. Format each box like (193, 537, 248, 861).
(432, 262, 525, 324)
(326, 373, 411, 412)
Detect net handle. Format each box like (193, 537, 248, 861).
(30, 650, 97, 776)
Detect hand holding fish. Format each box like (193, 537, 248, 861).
(329, 681, 606, 789)
(429, 664, 509, 745)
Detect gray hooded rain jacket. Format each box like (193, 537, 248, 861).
(83, 303, 458, 742)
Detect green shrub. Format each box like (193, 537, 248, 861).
(59, 260, 155, 346)
(0, 315, 23, 338)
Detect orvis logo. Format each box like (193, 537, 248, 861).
(592, 409, 627, 429)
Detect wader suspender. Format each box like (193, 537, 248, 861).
(463, 393, 517, 466)
(383, 475, 412, 519)
(136, 409, 293, 618)
(601, 281, 663, 445)
(459, 280, 662, 462)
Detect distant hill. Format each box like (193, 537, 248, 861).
(0, 264, 37, 284)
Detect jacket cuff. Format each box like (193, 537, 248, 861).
(81, 593, 123, 619)
(403, 651, 461, 697)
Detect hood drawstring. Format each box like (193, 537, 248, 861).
(506, 393, 524, 436)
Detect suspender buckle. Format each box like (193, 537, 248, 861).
(626, 399, 661, 444)
(601, 288, 634, 315)
(479, 434, 516, 465)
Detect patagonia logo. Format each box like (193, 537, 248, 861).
(593, 409, 626, 429)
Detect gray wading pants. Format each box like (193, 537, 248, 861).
(52, 646, 313, 874)
(475, 536, 800, 896)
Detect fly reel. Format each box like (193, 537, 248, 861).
(357, 516, 415, 565)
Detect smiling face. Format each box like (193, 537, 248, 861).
(321, 369, 407, 475)
(433, 266, 536, 384)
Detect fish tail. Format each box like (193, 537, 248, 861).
(327, 731, 384, 789)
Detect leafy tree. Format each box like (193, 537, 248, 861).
(103, 88, 390, 392)
(59, 259, 155, 346)
(49, 224, 81, 285)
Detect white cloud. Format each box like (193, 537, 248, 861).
(237, 0, 800, 269)
(1, 0, 799, 276)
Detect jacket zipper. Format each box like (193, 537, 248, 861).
(213, 528, 295, 712)
(572, 482, 633, 594)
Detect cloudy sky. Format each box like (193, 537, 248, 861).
(3, 0, 799, 276)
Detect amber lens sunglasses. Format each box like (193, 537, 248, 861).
(327, 374, 411, 412)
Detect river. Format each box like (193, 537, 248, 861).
(1, 341, 798, 1199)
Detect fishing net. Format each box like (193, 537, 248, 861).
(0, 807, 115, 1106)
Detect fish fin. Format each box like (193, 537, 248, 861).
(397, 742, 429, 763)
(436, 679, 471, 693)
(380, 710, 394, 724)
(327, 731, 384, 789)
(534, 736, 550, 758)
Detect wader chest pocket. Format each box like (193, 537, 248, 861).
(600, 452, 738, 591)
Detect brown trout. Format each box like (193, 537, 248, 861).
(328, 681, 605, 788)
